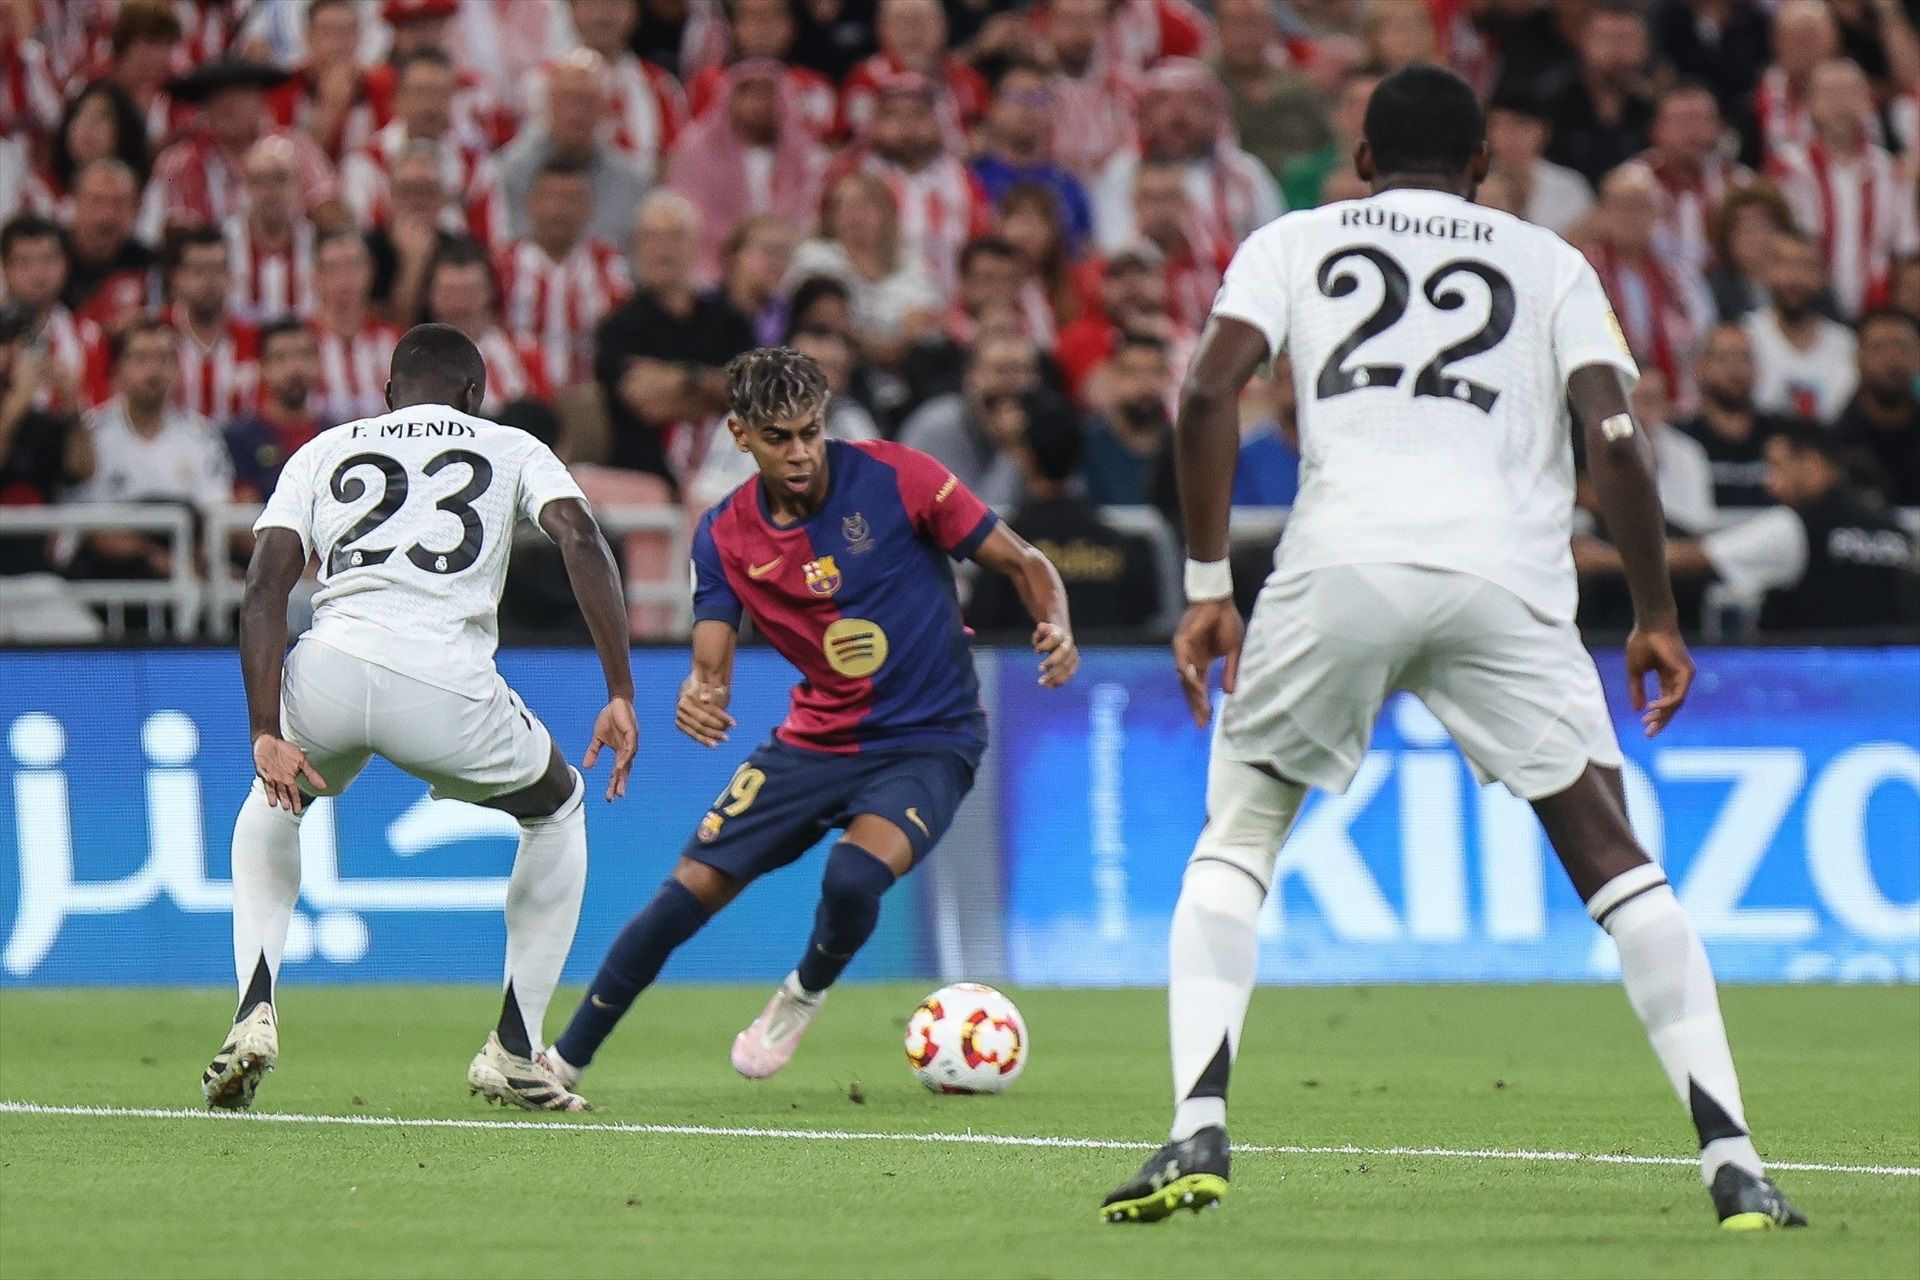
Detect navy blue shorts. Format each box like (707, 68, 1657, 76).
(683, 738, 977, 881)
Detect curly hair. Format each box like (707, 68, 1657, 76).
(725, 346, 830, 429)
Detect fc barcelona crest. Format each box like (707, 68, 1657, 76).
(804, 555, 842, 597)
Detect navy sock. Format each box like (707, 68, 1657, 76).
(795, 841, 897, 993)
(555, 879, 709, 1068)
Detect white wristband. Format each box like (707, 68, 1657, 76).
(1184, 558, 1233, 602)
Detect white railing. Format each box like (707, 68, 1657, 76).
(597, 505, 692, 637)
(199, 502, 691, 640)
(0, 505, 199, 639)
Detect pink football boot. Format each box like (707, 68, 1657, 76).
(731, 973, 825, 1079)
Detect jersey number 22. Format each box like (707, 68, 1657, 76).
(1314, 247, 1516, 413)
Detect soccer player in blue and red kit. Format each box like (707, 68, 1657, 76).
(545, 347, 1077, 1092)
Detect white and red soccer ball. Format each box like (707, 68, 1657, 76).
(904, 983, 1026, 1094)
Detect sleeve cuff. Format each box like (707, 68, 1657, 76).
(251, 515, 312, 557)
(692, 602, 744, 628)
(949, 509, 999, 561)
(1207, 306, 1280, 361)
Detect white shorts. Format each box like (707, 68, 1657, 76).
(280, 638, 554, 804)
(1220, 564, 1623, 801)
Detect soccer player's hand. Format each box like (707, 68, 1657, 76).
(252, 734, 325, 814)
(1624, 622, 1693, 738)
(1173, 599, 1244, 729)
(675, 676, 736, 747)
(582, 697, 639, 801)
(1033, 622, 1078, 687)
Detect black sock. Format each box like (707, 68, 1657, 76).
(554, 879, 709, 1068)
(235, 953, 272, 1022)
(795, 841, 896, 993)
(495, 981, 532, 1057)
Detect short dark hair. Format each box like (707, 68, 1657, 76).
(396, 46, 455, 81)
(111, 0, 182, 55)
(959, 236, 1021, 275)
(53, 81, 150, 189)
(306, 0, 354, 23)
(990, 55, 1050, 93)
(1, 213, 64, 263)
(534, 154, 593, 183)
(1768, 420, 1843, 464)
(424, 236, 500, 309)
(1020, 390, 1084, 483)
(1115, 330, 1170, 360)
(110, 315, 174, 369)
(167, 225, 228, 272)
(315, 227, 371, 259)
(389, 322, 485, 399)
(725, 346, 830, 428)
(781, 275, 851, 343)
(258, 316, 313, 354)
(1363, 63, 1485, 178)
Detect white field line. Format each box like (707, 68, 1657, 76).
(1, 1100, 1914, 1178)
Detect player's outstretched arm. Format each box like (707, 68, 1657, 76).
(1569, 363, 1695, 738)
(240, 528, 325, 813)
(676, 619, 740, 746)
(539, 497, 638, 799)
(1172, 315, 1268, 728)
(971, 523, 1078, 688)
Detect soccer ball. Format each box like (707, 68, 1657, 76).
(903, 983, 1027, 1094)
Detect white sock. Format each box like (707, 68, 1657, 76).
(1168, 859, 1267, 1141)
(501, 770, 588, 1052)
(1590, 865, 1764, 1184)
(230, 780, 303, 1016)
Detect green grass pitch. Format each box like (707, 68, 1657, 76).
(1, 983, 1915, 1279)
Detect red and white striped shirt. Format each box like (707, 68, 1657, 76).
(151, 129, 340, 230)
(175, 0, 245, 66)
(164, 305, 260, 424)
(263, 68, 379, 163)
(33, 305, 110, 413)
(363, 62, 517, 152)
(1643, 152, 1751, 278)
(1771, 139, 1920, 319)
(1049, 64, 1140, 184)
(309, 314, 399, 424)
(1754, 67, 1813, 162)
(341, 122, 505, 250)
(1589, 241, 1702, 407)
(1162, 221, 1230, 333)
(0, 35, 61, 139)
(526, 54, 687, 180)
(474, 326, 552, 412)
(861, 154, 993, 304)
(495, 236, 633, 389)
(224, 215, 318, 322)
(841, 53, 990, 144)
(1102, 0, 1214, 72)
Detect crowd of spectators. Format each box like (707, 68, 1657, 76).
(0, 0, 1915, 642)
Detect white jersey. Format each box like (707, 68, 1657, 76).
(255, 404, 586, 699)
(1213, 188, 1638, 622)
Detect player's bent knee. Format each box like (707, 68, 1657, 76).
(672, 856, 747, 912)
(841, 816, 915, 876)
(1191, 756, 1308, 893)
(822, 840, 899, 903)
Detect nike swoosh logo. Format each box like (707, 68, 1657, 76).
(905, 807, 929, 838)
(590, 994, 615, 1009)
(747, 558, 784, 579)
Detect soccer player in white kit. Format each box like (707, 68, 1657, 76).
(200, 324, 639, 1113)
(1100, 67, 1804, 1231)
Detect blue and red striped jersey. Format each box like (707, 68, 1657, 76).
(691, 439, 1000, 758)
